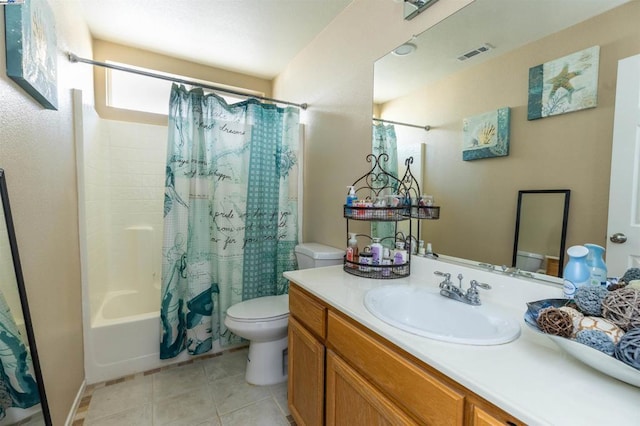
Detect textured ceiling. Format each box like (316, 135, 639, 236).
(77, 0, 353, 80)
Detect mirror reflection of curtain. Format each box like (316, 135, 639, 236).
(161, 84, 300, 359)
(372, 124, 398, 248)
(0, 288, 40, 419)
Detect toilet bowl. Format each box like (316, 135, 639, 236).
(224, 295, 290, 386)
(515, 250, 544, 272)
(224, 243, 344, 385)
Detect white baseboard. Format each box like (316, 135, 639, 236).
(65, 379, 87, 426)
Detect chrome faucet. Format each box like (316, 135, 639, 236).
(434, 271, 491, 305)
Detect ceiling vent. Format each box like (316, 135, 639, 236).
(457, 43, 494, 62)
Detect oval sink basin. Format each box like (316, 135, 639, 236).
(364, 285, 520, 345)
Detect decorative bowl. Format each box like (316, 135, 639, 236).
(524, 304, 640, 388)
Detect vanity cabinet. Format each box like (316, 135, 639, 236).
(288, 282, 524, 426)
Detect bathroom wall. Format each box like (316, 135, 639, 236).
(0, 0, 94, 423)
(379, 2, 640, 265)
(273, 0, 474, 247)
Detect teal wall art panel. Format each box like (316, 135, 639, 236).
(527, 46, 599, 120)
(4, 0, 58, 110)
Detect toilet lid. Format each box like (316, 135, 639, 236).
(226, 294, 289, 321)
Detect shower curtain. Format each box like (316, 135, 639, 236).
(0, 289, 40, 419)
(160, 84, 300, 359)
(372, 123, 398, 248)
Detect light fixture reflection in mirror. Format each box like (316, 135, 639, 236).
(512, 190, 570, 278)
(404, 0, 440, 21)
(0, 169, 50, 425)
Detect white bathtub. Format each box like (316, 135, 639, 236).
(85, 286, 233, 384)
(86, 287, 162, 383)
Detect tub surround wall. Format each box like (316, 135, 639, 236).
(0, 1, 94, 422)
(79, 113, 167, 322)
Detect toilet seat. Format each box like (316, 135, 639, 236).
(225, 294, 289, 323)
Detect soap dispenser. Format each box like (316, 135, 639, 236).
(346, 233, 359, 266)
(585, 243, 607, 287)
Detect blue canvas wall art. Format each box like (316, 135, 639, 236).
(4, 0, 58, 110)
(462, 107, 510, 161)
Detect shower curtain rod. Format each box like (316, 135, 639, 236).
(373, 117, 430, 131)
(67, 53, 308, 110)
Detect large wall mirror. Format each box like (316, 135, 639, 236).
(0, 170, 50, 425)
(373, 0, 639, 279)
(512, 190, 570, 278)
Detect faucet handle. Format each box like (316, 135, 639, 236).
(434, 271, 451, 281)
(470, 280, 491, 290)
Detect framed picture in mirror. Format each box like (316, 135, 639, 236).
(512, 189, 571, 278)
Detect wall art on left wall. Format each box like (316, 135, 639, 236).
(4, 0, 58, 110)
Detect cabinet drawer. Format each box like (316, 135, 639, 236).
(328, 311, 465, 426)
(289, 284, 326, 339)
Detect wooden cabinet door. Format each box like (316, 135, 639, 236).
(326, 350, 418, 426)
(470, 405, 520, 426)
(288, 317, 325, 426)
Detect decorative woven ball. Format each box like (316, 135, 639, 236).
(537, 308, 573, 337)
(601, 287, 640, 331)
(621, 267, 640, 284)
(575, 316, 625, 344)
(614, 328, 640, 370)
(574, 286, 609, 316)
(575, 329, 616, 356)
(607, 282, 627, 291)
(559, 306, 584, 337)
(628, 280, 640, 290)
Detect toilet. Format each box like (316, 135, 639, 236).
(224, 242, 344, 385)
(515, 250, 544, 272)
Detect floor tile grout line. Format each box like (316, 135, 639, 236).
(75, 346, 249, 424)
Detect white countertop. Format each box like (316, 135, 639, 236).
(284, 256, 640, 426)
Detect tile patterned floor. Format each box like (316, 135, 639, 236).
(72, 347, 296, 426)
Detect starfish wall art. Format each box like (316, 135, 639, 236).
(527, 46, 599, 120)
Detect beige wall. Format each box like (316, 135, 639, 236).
(92, 39, 273, 125)
(273, 0, 473, 247)
(379, 1, 640, 267)
(0, 0, 94, 423)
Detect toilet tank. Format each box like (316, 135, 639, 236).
(516, 250, 544, 272)
(295, 243, 344, 269)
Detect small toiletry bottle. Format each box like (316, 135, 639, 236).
(394, 241, 407, 274)
(371, 238, 383, 267)
(418, 240, 425, 256)
(563, 245, 591, 298)
(382, 248, 392, 277)
(394, 242, 407, 264)
(585, 243, 607, 287)
(347, 233, 359, 267)
(359, 247, 373, 272)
